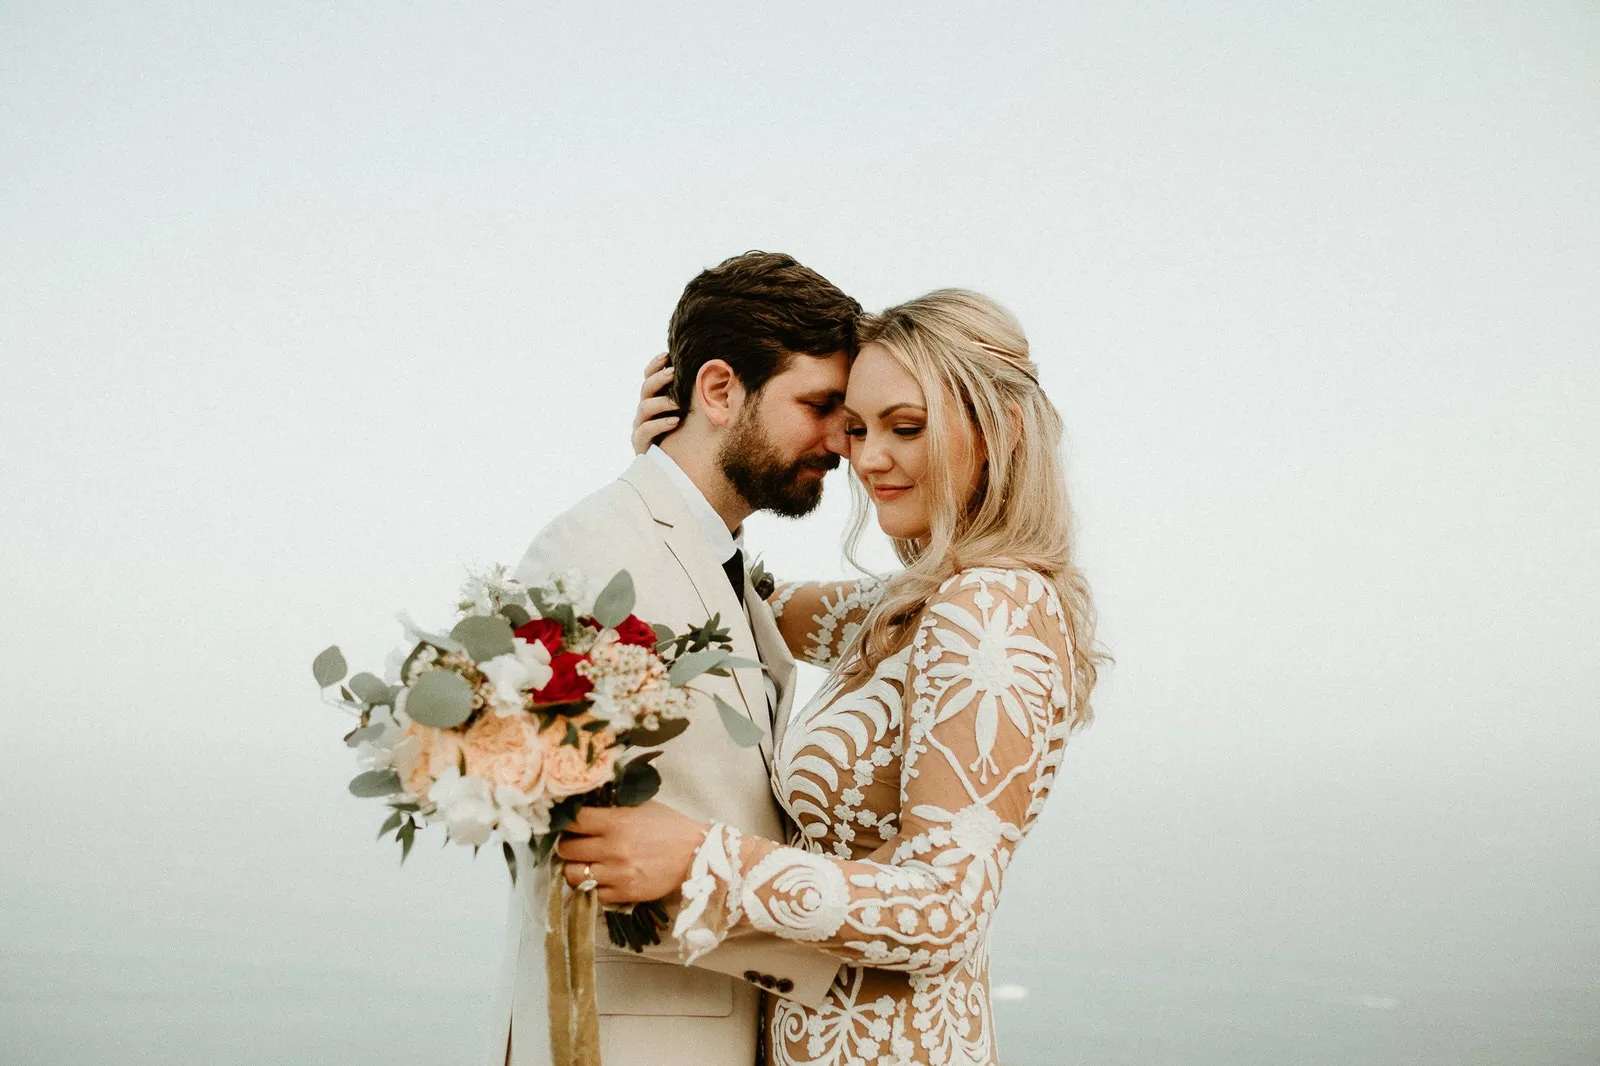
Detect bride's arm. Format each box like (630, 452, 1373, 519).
(765, 577, 886, 668)
(673, 568, 1074, 974)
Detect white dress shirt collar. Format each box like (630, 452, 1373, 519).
(645, 445, 744, 564)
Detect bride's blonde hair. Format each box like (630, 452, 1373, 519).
(840, 289, 1104, 727)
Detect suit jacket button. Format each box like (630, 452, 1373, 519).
(759, 975, 777, 989)
(776, 978, 794, 994)
(743, 970, 760, 983)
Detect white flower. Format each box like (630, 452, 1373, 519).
(493, 784, 550, 842)
(479, 638, 554, 717)
(428, 768, 496, 846)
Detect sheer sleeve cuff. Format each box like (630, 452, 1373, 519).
(671, 822, 745, 965)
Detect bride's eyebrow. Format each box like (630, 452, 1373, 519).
(840, 402, 927, 420)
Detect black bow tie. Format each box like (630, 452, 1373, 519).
(721, 548, 745, 608)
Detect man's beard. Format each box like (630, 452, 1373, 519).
(717, 405, 839, 518)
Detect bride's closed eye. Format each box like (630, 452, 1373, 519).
(843, 423, 923, 440)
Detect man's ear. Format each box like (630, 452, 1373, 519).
(694, 359, 745, 429)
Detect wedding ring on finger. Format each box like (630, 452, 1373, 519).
(577, 864, 598, 893)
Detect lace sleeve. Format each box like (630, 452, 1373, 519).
(767, 577, 887, 669)
(675, 568, 1073, 974)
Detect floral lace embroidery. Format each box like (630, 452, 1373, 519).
(769, 582, 801, 621)
(676, 567, 1073, 1065)
(673, 822, 744, 965)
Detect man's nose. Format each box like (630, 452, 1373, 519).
(823, 417, 850, 457)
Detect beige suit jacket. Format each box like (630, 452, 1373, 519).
(486, 455, 839, 1066)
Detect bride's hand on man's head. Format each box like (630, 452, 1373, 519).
(632, 352, 680, 454)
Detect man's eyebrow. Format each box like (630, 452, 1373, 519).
(797, 389, 845, 403)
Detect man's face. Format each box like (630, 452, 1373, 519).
(716, 351, 849, 517)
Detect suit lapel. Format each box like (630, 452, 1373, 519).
(746, 585, 796, 755)
(620, 458, 774, 762)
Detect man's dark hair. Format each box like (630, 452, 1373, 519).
(666, 251, 862, 411)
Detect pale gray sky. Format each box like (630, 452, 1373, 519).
(3, 4, 1597, 1064)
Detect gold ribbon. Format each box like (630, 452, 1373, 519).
(545, 867, 602, 1066)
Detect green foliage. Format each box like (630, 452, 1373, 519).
(349, 672, 391, 706)
(344, 723, 389, 748)
(377, 810, 403, 838)
(499, 603, 531, 627)
(349, 769, 402, 797)
(604, 900, 671, 953)
(450, 615, 514, 662)
(616, 752, 663, 807)
(312, 646, 347, 688)
(405, 670, 473, 728)
(713, 694, 764, 749)
(668, 647, 731, 686)
(398, 819, 416, 863)
(591, 569, 636, 629)
(619, 717, 690, 746)
(502, 841, 518, 885)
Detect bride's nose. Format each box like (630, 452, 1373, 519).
(854, 433, 893, 475)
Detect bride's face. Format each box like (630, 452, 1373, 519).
(843, 342, 982, 541)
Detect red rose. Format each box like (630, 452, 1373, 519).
(533, 652, 593, 704)
(612, 614, 658, 649)
(513, 618, 565, 656)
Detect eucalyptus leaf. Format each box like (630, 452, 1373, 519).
(722, 656, 763, 671)
(499, 603, 531, 627)
(312, 645, 347, 688)
(350, 672, 391, 706)
(621, 717, 690, 746)
(591, 570, 636, 629)
(650, 623, 675, 645)
(450, 615, 514, 662)
(616, 759, 661, 807)
(397, 641, 429, 684)
(668, 647, 731, 687)
(349, 769, 402, 798)
(713, 694, 764, 749)
(398, 819, 415, 863)
(344, 723, 389, 748)
(405, 670, 473, 728)
(377, 811, 403, 838)
(548, 799, 578, 835)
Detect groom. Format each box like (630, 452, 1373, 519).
(489, 251, 862, 1066)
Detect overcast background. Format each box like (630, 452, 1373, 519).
(3, 4, 1597, 1064)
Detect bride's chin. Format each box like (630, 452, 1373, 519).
(875, 514, 930, 541)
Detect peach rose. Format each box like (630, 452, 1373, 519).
(400, 721, 462, 802)
(460, 710, 546, 796)
(538, 718, 619, 800)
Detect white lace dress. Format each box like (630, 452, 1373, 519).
(672, 567, 1076, 1066)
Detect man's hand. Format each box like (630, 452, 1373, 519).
(555, 800, 711, 904)
(632, 352, 680, 454)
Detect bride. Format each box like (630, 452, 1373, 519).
(555, 288, 1103, 1065)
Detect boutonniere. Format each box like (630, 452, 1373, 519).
(748, 556, 776, 602)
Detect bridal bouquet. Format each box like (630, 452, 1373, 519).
(312, 564, 758, 1066)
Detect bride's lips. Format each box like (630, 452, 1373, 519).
(871, 483, 912, 501)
